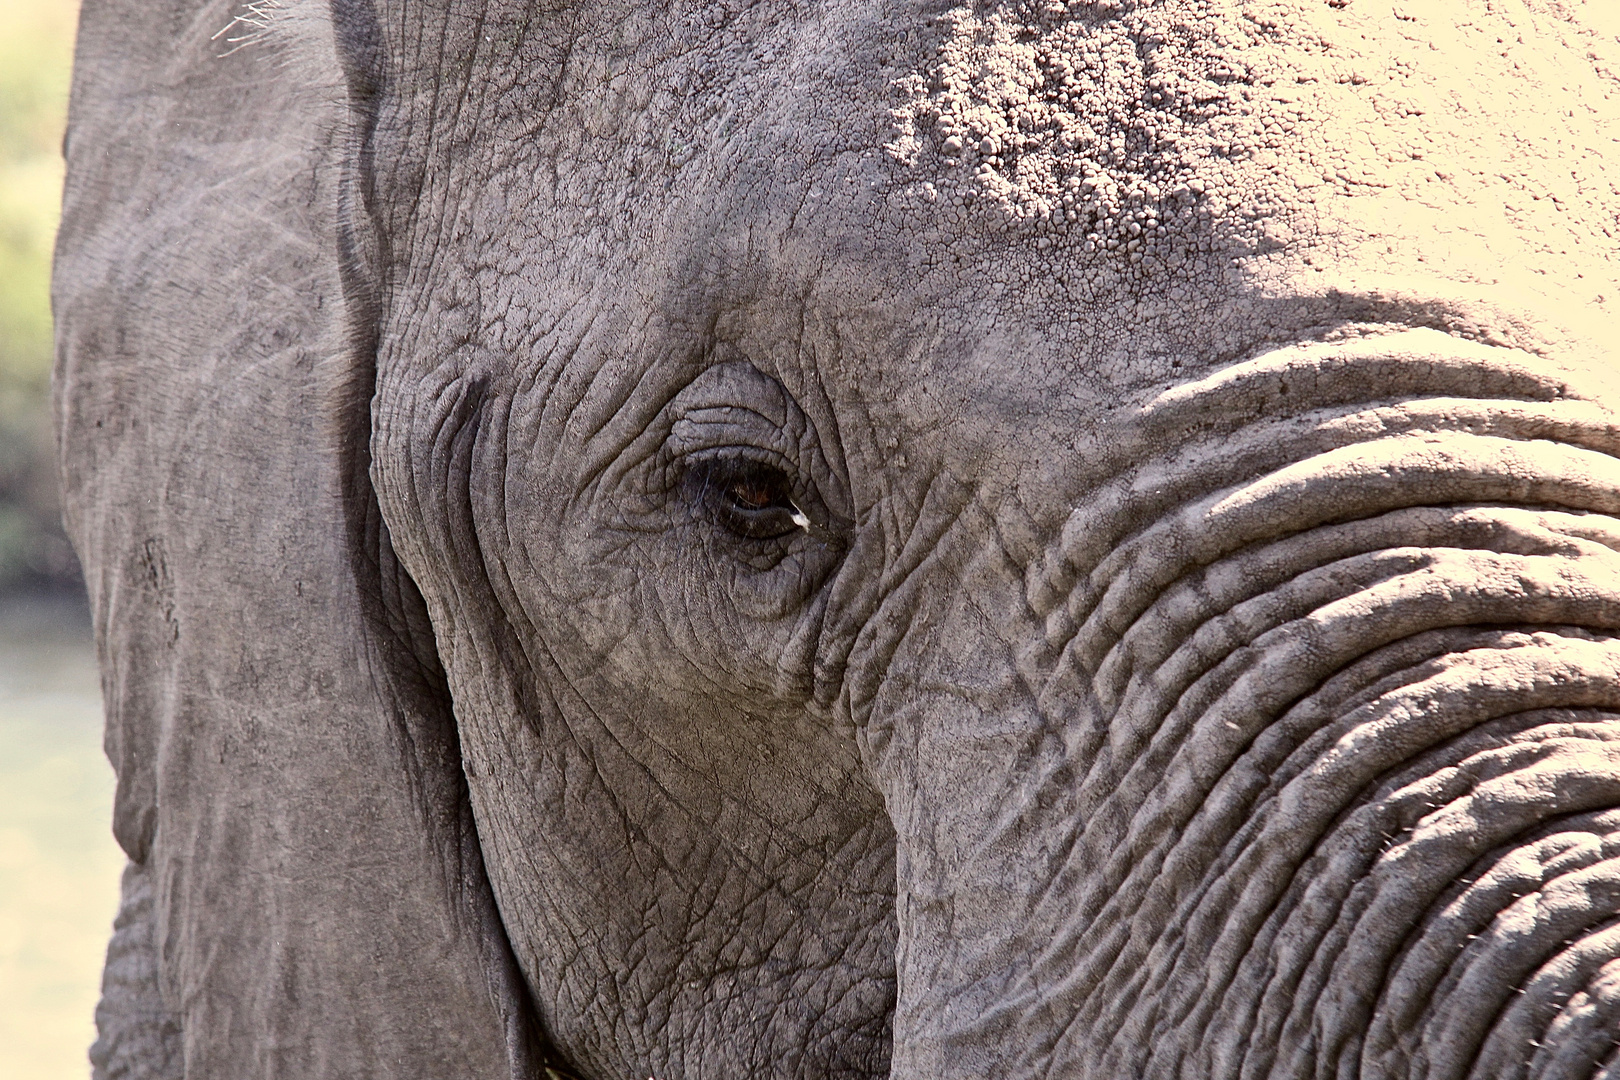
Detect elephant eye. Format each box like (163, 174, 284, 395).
(686, 456, 808, 541)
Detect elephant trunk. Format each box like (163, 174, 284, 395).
(868, 329, 1620, 1079)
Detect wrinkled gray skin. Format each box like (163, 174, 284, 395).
(54, 0, 1620, 1076)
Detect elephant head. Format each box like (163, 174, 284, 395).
(55, 0, 1620, 1077)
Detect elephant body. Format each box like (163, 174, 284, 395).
(54, 0, 1620, 1076)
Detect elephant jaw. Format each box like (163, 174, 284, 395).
(867, 327, 1620, 1079)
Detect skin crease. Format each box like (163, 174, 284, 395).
(51, 0, 1620, 1078)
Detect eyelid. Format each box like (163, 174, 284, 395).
(668, 406, 787, 457)
(681, 444, 795, 474)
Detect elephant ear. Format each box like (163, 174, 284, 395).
(54, 1, 552, 1076)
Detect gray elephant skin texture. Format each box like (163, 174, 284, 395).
(52, 0, 1620, 1077)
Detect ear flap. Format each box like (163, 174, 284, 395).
(54, 1, 552, 1075)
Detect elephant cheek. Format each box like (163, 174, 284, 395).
(870, 329, 1620, 1080)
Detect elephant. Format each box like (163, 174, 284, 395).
(51, 0, 1620, 1075)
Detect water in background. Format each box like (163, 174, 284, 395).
(0, 598, 121, 1080)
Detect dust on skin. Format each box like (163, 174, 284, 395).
(881, 0, 1620, 367)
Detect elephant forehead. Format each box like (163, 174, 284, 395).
(370, 0, 1618, 461)
(855, 0, 1615, 412)
(381, 0, 1618, 296)
(645, 1, 1608, 333)
(884, 0, 1619, 227)
(866, 0, 1620, 312)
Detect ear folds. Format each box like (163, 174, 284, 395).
(56, 2, 549, 1075)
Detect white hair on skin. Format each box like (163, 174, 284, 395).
(210, 0, 345, 113)
(211, 0, 287, 57)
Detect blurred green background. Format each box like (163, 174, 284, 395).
(1, 0, 80, 595)
(0, 0, 124, 1078)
